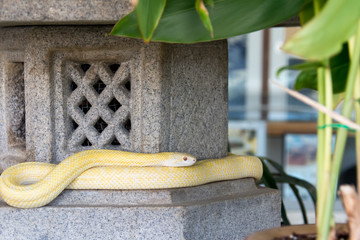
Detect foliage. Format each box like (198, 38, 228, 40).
(277, 45, 350, 95)
(279, 1, 360, 239)
(283, 0, 360, 60)
(133, 0, 166, 43)
(111, 0, 306, 43)
(259, 157, 317, 226)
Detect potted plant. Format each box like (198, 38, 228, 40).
(110, 0, 360, 239)
(266, 0, 360, 239)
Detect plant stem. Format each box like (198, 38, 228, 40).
(350, 33, 360, 240)
(349, 31, 360, 200)
(317, 62, 333, 240)
(316, 66, 325, 228)
(320, 20, 360, 240)
(313, 2, 330, 239)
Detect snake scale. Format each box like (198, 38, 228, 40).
(0, 150, 262, 208)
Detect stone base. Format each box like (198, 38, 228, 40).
(0, 178, 280, 240)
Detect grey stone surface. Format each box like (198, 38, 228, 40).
(164, 43, 228, 156)
(0, 26, 228, 163)
(0, 49, 27, 171)
(6, 62, 25, 145)
(0, 0, 133, 26)
(48, 178, 262, 206)
(0, 179, 281, 240)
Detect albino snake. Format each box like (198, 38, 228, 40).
(0, 150, 262, 208)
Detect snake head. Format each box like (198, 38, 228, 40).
(164, 153, 197, 167)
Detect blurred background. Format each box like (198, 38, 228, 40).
(227, 27, 355, 224)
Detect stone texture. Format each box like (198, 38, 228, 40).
(0, 179, 281, 240)
(0, 49, 26, 171)
(61, 61, 132, 151)
(0, 26, 228, 163)
(0, 0, 133, 26)
(162, 44, 228, 156)
(6, 62, 25, 146)
(48, 178, 263, 206)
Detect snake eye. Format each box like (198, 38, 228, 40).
(183, 157, 188, 161)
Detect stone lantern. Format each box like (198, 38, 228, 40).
(0, 1, 280, 239)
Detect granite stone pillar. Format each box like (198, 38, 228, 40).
(0, 1, 281, 239)
(0, 26, 228, 164)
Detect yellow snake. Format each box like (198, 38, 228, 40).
(0, 150, 262, 208)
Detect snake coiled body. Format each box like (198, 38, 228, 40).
(0, 150, 262, 208)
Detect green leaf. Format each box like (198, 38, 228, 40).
(294, 68, 347, 108)
(281, 202, 291, 226)
(204, 0, 214, 8)
(279, 44, 350, 95)
(111, 0, 306, 43)
(283, 0, 360, 60)
(259, 158, 291, 225)
(299, 0, 314, 26)
(259, 157, 318, 225)
(293, 63, 349, 94)
(274, 175, 317, 210)
(289, 184, 308, 224)
(111, 10, 143, 39)
(277, 61, 323, 77)
(294, 69, 318, 91)
(195, 0, 214, 37)
(260, 159, 278, 189)
(261, 157, 317, 207)
(329, 43, 350, 93)
(135, 0, 166, 43)
(330, 63, 349, 93)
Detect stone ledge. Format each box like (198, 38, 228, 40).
(0, 179, 281, 240)
(0, 178, 269, 207)
(50, 178, 267, 206)
(0, 0, 133, 26)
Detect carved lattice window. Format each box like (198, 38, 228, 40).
(65, 62, 131, 150)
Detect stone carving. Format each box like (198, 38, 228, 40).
(65, 61, 131, 151)
(0, 25, 280, 239)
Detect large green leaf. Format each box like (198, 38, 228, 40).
(135, 0, 166, 43)
(111, 0, 306, 43)
(283, 0, 360, 60)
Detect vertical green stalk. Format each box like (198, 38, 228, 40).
(320, 20, 360, 240)
(316, 66, 325, 227)
(351, 36, 360, 190)
(313, 2, 328, 239)
(316, 63, 333, 240)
